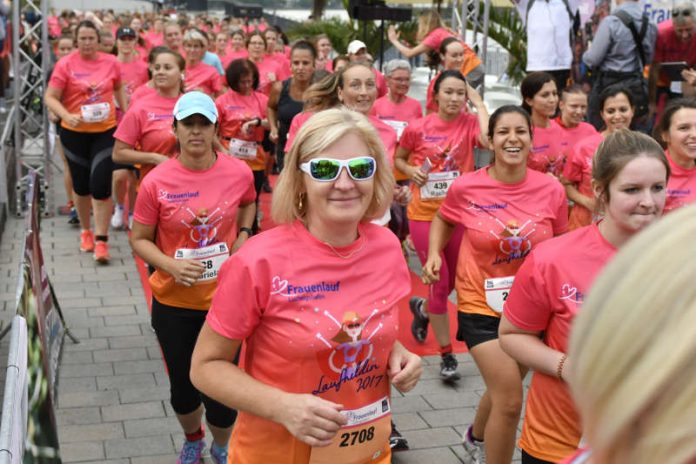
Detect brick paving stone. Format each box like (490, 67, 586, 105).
(102, 402, 166, 422)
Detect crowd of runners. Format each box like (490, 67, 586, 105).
(37, 3, 696, 464)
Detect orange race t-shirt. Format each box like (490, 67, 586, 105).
(113, 91, 179, 179)
(439, 167, 568, 317)
(400, 112, 481, 221)
(504, 224, 616, 462)
(48, 50, 122, 133)
(215, 89, 269, 171)
(133, 155, 255, 310)
(664, 149, 696, 213)
(120, 59, 149, 103)
(207, 221, 411, 464)
(561, 133, 604, 230)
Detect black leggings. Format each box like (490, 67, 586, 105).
(59, 126, 116, 199)
(151, 298, 238, 428)
(521, 450, 554, 464)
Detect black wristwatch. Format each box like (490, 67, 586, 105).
(239, 227, 254, 237)
(254, 117, 262, 127)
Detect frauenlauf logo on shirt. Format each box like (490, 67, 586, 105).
(559, 283, 584, 305)
(270, 275, 340, 302)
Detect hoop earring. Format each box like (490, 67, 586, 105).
(298, 193, 304, 210)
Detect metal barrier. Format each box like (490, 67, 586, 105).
(0, 316, 29, 464)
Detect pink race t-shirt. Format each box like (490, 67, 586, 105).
(120, 59, 149, 102)
(254, 57, 288, 95)
(368, 114, 398, 164)
(130, 82, 156, 101)
(133, 154, 255, 310)
(554, 118, 598, 157)
(439, 167, 568, 317)
(143, 31, 164, 48)
(422, 27, 454, 51)
(373, 68, 388, 99)
(48, 50, 122, 133)
(113, 91, 179, 179)
(370, 95, 423, 141)
(561, 133, 604, 230)
(220, 49, 248, 70)
(215, 90, 269, 171)
(529, 120, 566, 176)
(400, 112, 482, 221)
(285, 110, 313, 153)
(665, 150, 696, 213)
(207, 221, 411, 464)
(185, 61, 223, 96)
(504, 224, 616, 462)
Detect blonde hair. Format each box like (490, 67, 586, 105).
(416, 10, 445, 41)
(569, 204, 696, 464)
(271, 108, 394, 224)
(183, 28, 208, 47)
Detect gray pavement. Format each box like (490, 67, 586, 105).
(0, 191, 524, 463)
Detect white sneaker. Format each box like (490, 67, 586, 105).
(462, 425, 486, 463)
(110, 205, 124, 229)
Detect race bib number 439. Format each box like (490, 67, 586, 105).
(80, 102, 110, 123)
(420, 171, 459, 200)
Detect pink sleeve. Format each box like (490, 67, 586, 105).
(425, 79, 437, 112)
(503, 252, 552, 331)
(285, 113, 303, 152)
(206, 255, 262, 340)
(561, 145, 583, 183)
(398, 121, 418, 151)
(211, 70, 223, 94)
(241, 168, 256, 204)
(422, 29, 445, 51)
(438, 177, 465, 225)
(48, 59, 67, 90)
(113, 108, 141, 146)
(133, 175, 160, 226)
(552, 183, 569, 235)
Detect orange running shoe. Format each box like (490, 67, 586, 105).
(94, 241, 110, 264)
(80, 230, 95, 252)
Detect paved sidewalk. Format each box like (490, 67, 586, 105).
(1, 203, 524, 463)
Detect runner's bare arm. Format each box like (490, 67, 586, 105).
(129, 221, 204, 286)
(467, 83, 490, 148)
(231, 202, 256, 252)
(112, 139, 169, 166)
(560, 176, 595, 212)
(387, 25, 431, 59)
(44, 87, 80, 127)
(499, 315, 569, 381)
(388, 341, 422, 392)
(191, 323, 348, 447)
(267, 81, 282, 143)
(395, 146, 427, 186)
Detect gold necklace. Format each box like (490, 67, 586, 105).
(323, 236, 367, 259)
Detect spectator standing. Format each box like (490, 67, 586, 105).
(648, 3, 696, 122)
(583, 0, 657, 130)
(514, 0, 580, 94)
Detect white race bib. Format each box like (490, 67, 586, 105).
(174, 242, 229, 283)
(420, 171, 459, 200)
(383, 119, 408, 141)
(484, 276, 514, 313)
(670, 80, 683, 94)
(228, 138, 258, 160)
(80, 102, 110, 123)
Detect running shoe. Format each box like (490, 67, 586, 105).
(461, 425, 486, 464)
(262, 179, 273, 193)
(79, 230, 94, 252)
(209, 442, 228, 464)
(408, 296, 429, 343)
(110, 204, 125, 229)
(177, 439, 205, 464)
(440, 352, 461, 381)
(93, 241, 110, 264)
(68, 207, 79, 225)
(389, 421, 409, 451)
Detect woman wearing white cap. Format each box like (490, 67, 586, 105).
(129, 91, 256, 464)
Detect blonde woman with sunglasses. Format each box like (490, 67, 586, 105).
(192, 108, 422, 464)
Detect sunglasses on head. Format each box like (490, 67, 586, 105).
(299, 156, 376, 182)
(672, 7, 692, 17)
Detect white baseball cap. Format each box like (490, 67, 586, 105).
(347, 40, 367, 55)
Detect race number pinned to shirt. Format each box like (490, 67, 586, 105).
(174, 242, 229, 283)
(484, 276, 514, 313)
(420, 171, 459, 200)
(80, 102, 110, 123)
(229, 138, 258, 160)
(383, 120, 408, 141)
(310, 396, 391, 464)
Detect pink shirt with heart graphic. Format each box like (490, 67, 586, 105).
(438, 167, 568, 318)
(529, 120, 565, 177)
(207, 221, 410, 464)
(664, 150, 696, 213)
(503, 224, 616, 462)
